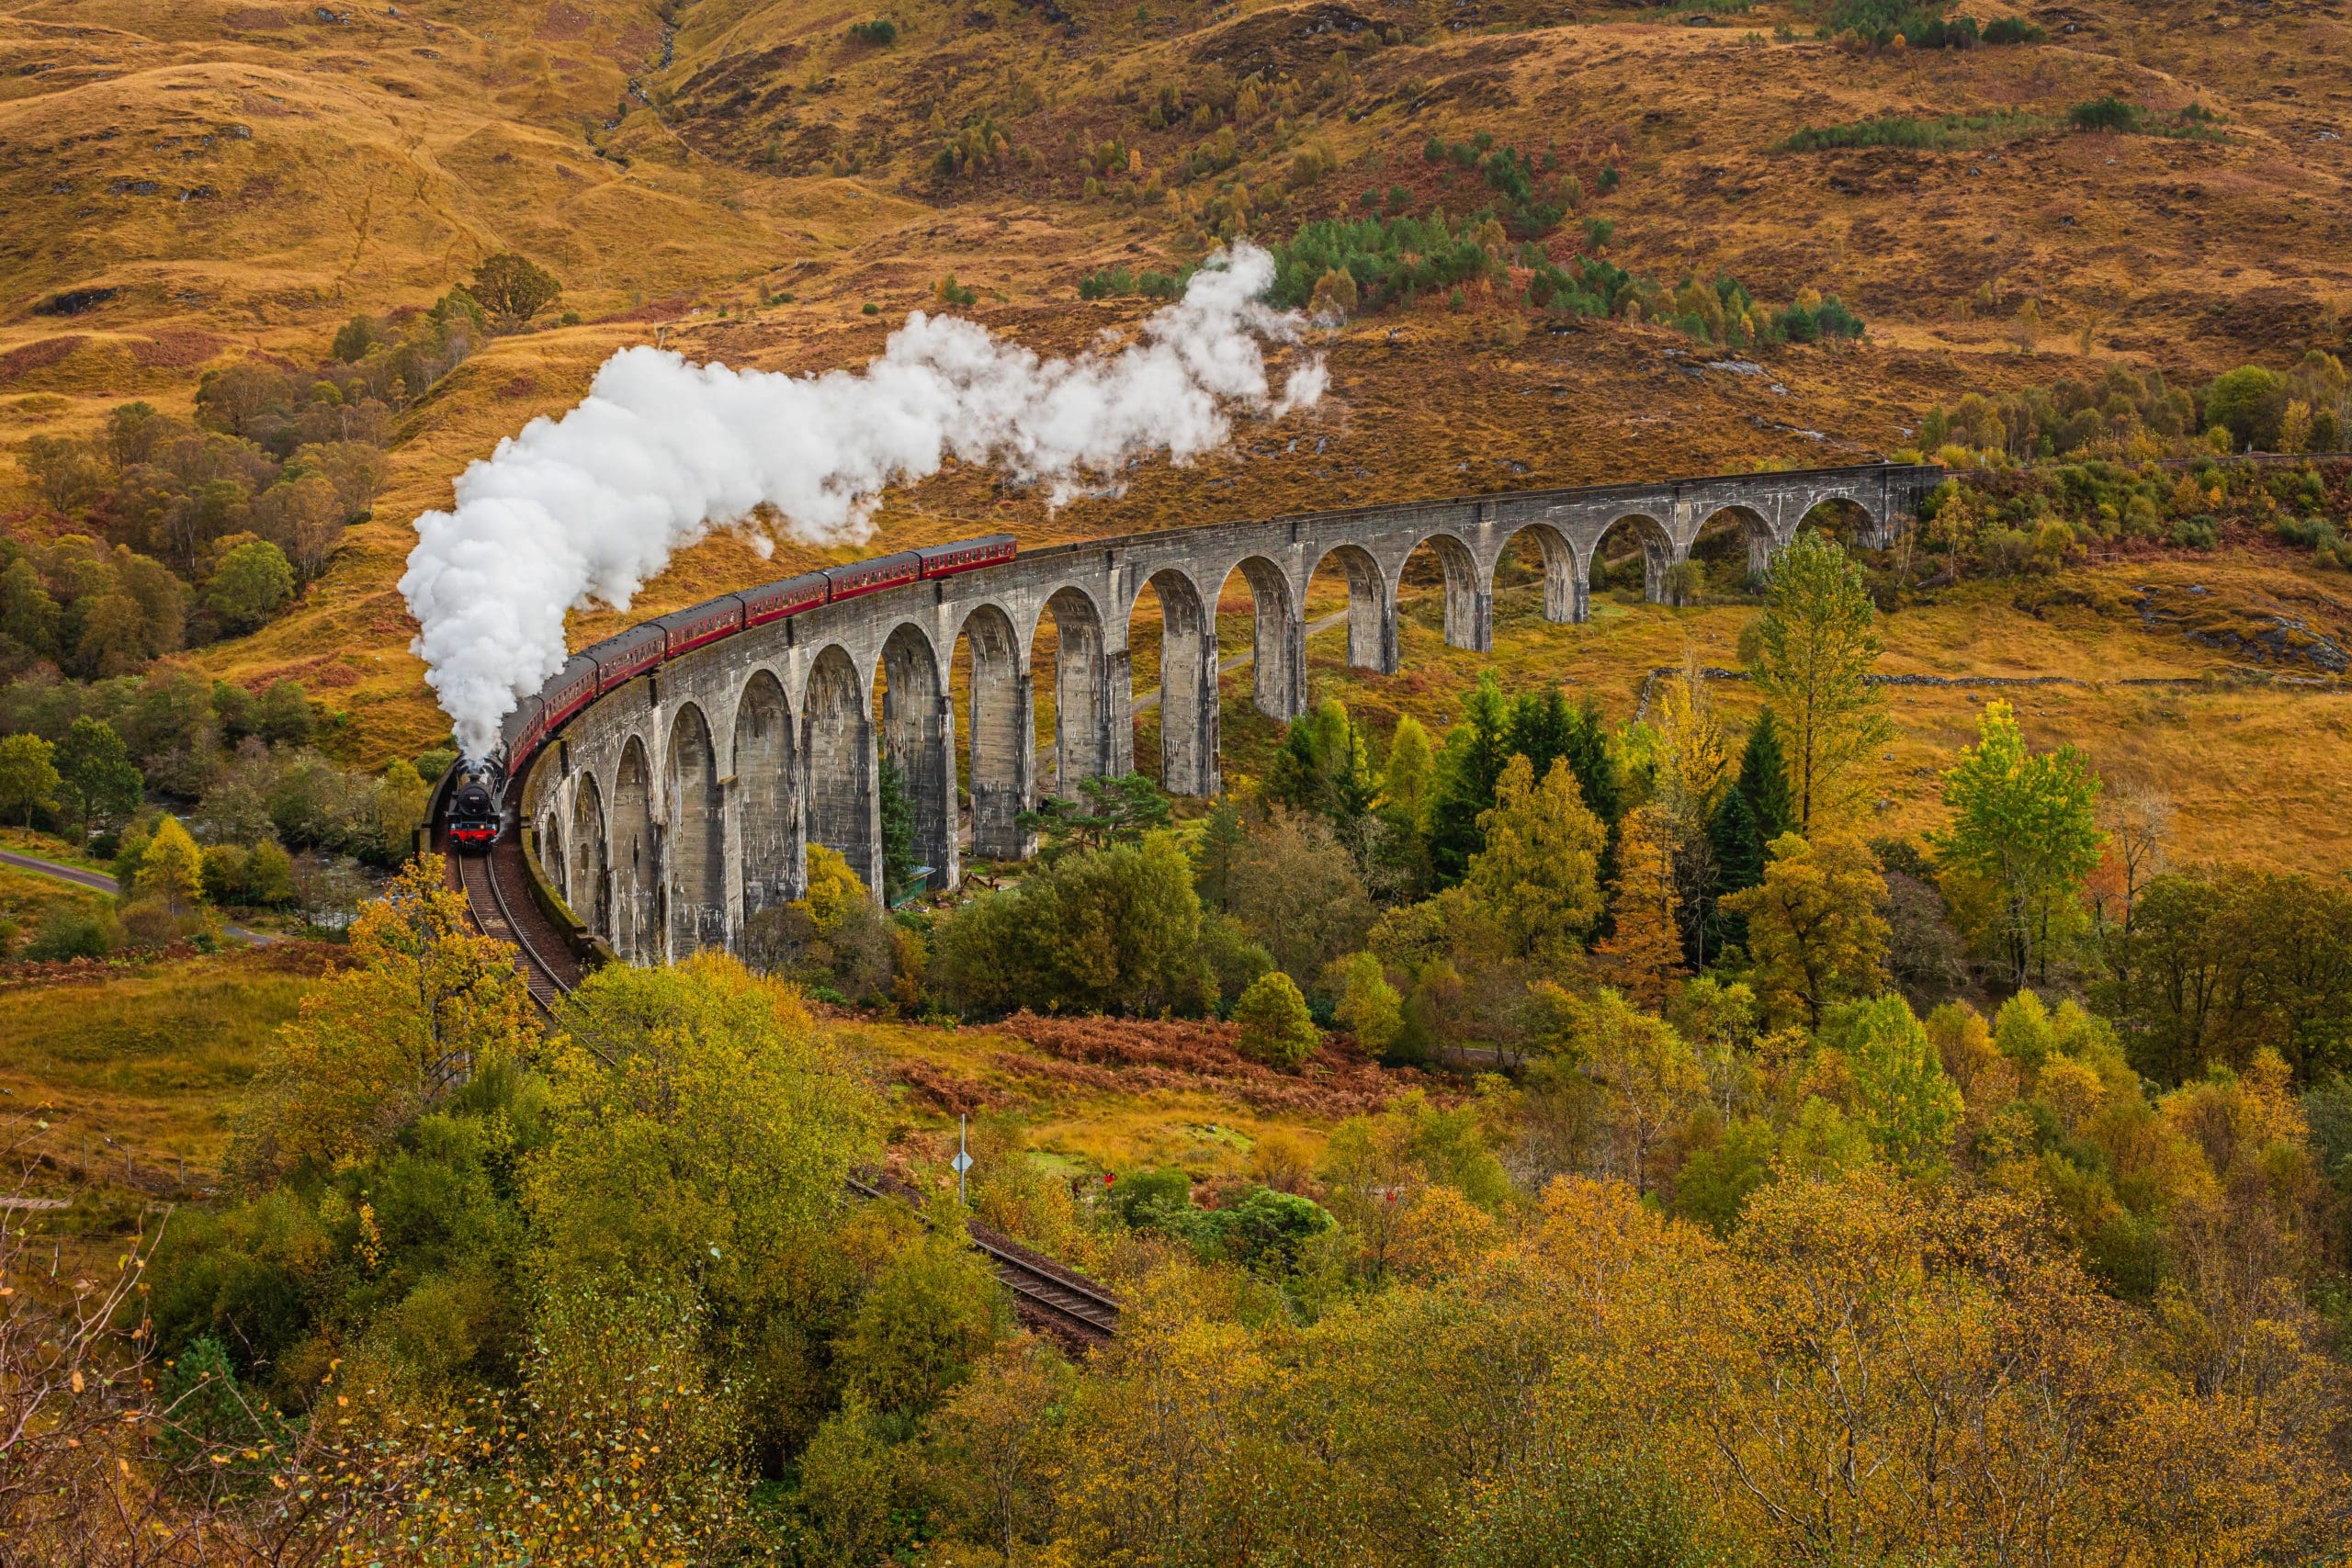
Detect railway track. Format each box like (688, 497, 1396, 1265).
(443, 818, 1120, 1348)
(450, 826, 580, 1014)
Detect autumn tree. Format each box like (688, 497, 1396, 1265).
(1750, 530, 1891, 832)
(1562, 987, 1707, 1196)
(202, 537, 295, 634)
(1463, 755, 1608, 965)
(924, 1337, 1077, 1565)
(469, 252, 564, 330)
(1236, 970, 1319, 1068)
(1648, 656, 1734, 964)
(1933, 700, 2103, 989)
(1819, 995, 1963, 1173)
(1329, 950, 1404, 1057)
(1600, 807, 1682, 1010)
(1378, 714, 1435, 828)
(1723, 831, 1891, 1028)
(0, 731, 59, 828)
(51, 717, 141, 840)
(232, 853, 537, 1178)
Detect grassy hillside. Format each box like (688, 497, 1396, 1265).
(2, 0, 2346, 816)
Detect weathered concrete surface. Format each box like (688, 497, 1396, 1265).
(519, 462, 1939, 963)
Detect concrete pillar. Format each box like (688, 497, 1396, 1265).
(808, 671, 884, 907)
(1253, 588, 1306, 722)
(1342, 556, 1399, 674)
(1570, 572, 1591, 625)
(731, 674, 801, 930)
(1103, 645, 1135, 778)
(970, 670, 1034, 862)
(1544, 550, 1577, 624)
(1442, 571, 1492, 654)
(925, 688, 961, 893)
(666, 708, 726, 957)
(1156, 591, 1219, 798)
(1050, 600, 1106, 798)
(1641, 536, 1673, 604)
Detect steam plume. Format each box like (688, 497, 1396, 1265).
(401, 243, 1325, 761)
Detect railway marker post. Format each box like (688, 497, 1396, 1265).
(953, 1114, 973, 1206)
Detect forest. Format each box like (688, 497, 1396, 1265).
(5, 529, 2347, 1566)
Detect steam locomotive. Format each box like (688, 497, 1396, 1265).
(441, 535, 1017, 853)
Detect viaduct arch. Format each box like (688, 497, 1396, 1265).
(516, 462, 1940, 963)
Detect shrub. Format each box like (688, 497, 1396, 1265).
(24, 902, 121, 960)
(2170, 515, 2218, 550)
(1982, 14, 2044, 41)
(847, 17, 897, 44)
(2069, 96, 2143, 133)
(1234, 971, 1319, 1069)
(933, 276, 978, 309)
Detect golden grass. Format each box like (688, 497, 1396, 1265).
(838, 1016, 1338, 1179)
(0, 952, 321, 1173)
(2, 0, 2347, 784)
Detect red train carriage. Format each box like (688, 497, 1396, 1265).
(821, 551, 920, 602)
(655, 595, 746, 659)
(916, 534, 1016, 579)
(539, 653, 601, 734)
(741, 571, 830, 627)
(586, 623, 665, 695)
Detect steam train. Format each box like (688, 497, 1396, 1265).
(441, 535, 1017, 853)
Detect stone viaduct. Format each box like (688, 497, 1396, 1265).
(515, 461, 1941, 964)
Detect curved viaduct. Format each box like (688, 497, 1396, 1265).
(515, 461, 1941, 964)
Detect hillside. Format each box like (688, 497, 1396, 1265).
(2, 0, 2348, 795)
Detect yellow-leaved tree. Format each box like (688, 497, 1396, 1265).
(232, 852, 537, 1179)
(120, 813, 213, 945)
(1721, 831, 1890, 1028)
(1600, 806, 1684, 1010)
(1463, 755, 1607, 966)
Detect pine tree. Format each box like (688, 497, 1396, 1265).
(1428, 671, 1514, 885)
(1561, 694, 1621, 828)
(1193, 797, 1248, 911)
(1600, 807, 1684, 1010)
(1506, 686, 1572, 783)
(1710, 710, 1798, 939)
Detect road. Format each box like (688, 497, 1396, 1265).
(0, 847, 278, 945)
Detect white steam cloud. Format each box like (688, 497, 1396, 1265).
(401, 242, 1327, 761)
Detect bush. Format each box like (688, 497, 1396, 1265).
(929, 834, 1212, 1018)
(847, 17, 897, 44)
(1200, 1185, 1334, 1274)
(2170, 515, 2218, 550)
(2069, 96, 2143, 133)
(1233, 971, 1318, 1069)
(1106, 1168, 1193, 1228)
(25, 902, 121, 960)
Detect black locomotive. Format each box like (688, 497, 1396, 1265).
(436, 534, 1017, 852)
(446, 764, 503, 852)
